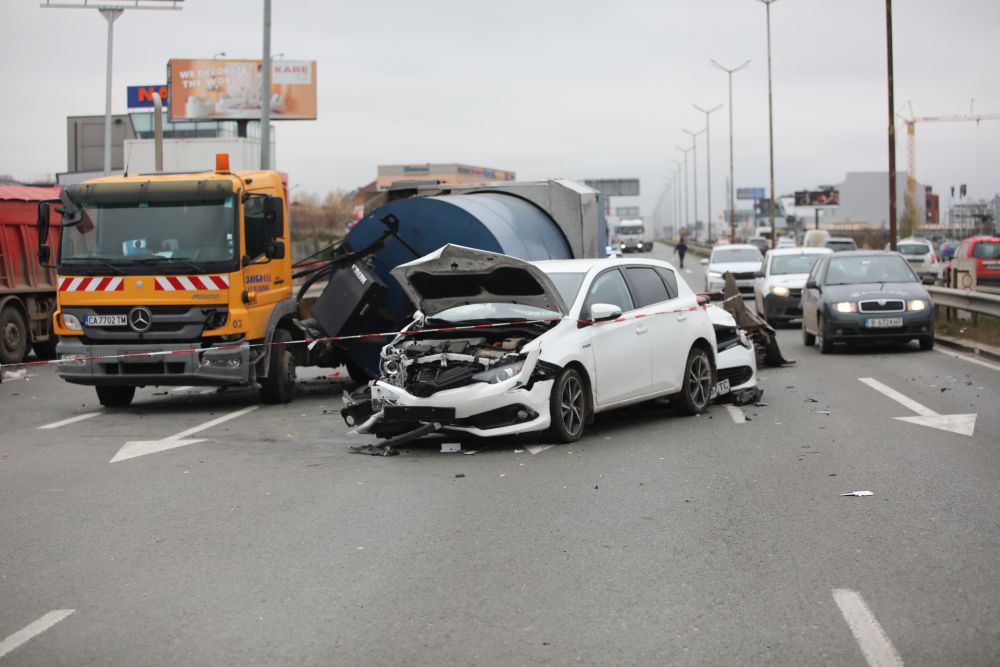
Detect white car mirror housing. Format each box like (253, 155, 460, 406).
(589, 303, 623, 322)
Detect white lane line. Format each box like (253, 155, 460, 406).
(832, 589, 903, 667)
(933, 348, 1000, 373)
(110, 405, 259, 463)
(526, 445, 553, 455)
(38, 412, 100, 430)
(0, 609, 75, 660)
(724, 405, 746, 423)
(859, 377, 934, 416)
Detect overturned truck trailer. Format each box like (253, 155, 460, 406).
(303, 180, 608, 379)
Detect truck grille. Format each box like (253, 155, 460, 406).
(65, 305, 228, 342)
(858, 299, 904, 313)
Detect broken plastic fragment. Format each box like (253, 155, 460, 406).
(840, 490, 874, 497)
(441, 442, 461, 453)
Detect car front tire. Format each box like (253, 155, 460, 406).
(547, 367, 586, 443)
(817, 317, 833, 354)
(919, 336, 934, 351)
(675, 347, 714, 415)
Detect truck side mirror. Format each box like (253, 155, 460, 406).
(266, 196, 284, 238)
(37, 201, 51, 243)
(265, 240, 285, 260)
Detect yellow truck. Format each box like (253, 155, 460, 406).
(37, 155, 300, 407)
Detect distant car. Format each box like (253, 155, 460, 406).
(753, 247, 833, 324)
(939, 240, 959, 262)
(887, 237, 940, 279)
(746, 236, 769, 255)
(801, 251, 935, 353)
(341, 245, 756, 444)
(776, 237, 797, 248)
(950, 235, 1000, 283)
(823, 237, 858, 252)
(703, 244, 764, 294)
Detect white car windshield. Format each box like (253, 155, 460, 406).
(428, 303, 561, 324)
(770, 254, 824, 275)
(713, 248, 761, 263)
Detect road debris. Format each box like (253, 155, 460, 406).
(440, 442, 461, 453)
(840, 491, 874, 497)
(815, 410, 831, 415)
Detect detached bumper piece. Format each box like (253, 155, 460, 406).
(350, 421, 444, 457)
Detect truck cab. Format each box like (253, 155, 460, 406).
(615, 219, 651, 253)
(38, 156, 299, 407)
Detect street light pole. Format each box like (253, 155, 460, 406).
(694, 103, 722, 244)
(885, 0, 898, 250)
(260, 0, 272, 170)
(675, 147, 692, 235)
(683, 129, 706, 241)
(710, 59, 751, 244)
(671, 162, 682, 236)
(42, 1, 182, 176)
(759, 0, 779, 249)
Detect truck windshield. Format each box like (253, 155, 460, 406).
(618, 225, 644, 235)
(60, 199, 237, 271)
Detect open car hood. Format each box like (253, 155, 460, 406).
(390, 244, 569, 317)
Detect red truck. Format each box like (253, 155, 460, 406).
(0, 185, 62, 365)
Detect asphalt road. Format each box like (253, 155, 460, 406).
(2, 241, 999, 666)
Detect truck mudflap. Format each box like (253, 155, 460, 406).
(54, 338, 253, 386)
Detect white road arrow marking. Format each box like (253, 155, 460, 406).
(110, 405, 259, 463)
(859, 377, 976, 437)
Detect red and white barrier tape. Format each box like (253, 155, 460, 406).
(0, 305, 707, 372)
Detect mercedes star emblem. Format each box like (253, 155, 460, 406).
(128, 306, 153, 333)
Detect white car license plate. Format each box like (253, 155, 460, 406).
(710, 378, 731, 399)
(84, 314, 127, 327)
(865, 317, 903, 328)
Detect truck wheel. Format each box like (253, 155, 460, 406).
(32, 338, 59, 360)
(675, 347, 714, 415)
(547, 367, 586, 443)
(96, 385, 135, 408)
(260, 328, 296, 404)
(1, 305, 28, 365)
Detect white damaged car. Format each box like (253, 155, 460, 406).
(342, 245, 757, 444)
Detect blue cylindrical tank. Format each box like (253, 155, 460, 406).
(323, 192, 574, 377)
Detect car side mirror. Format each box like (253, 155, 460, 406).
(753, 271, 764, 278)
(922, 275, 936, 285)
(37, 202, 50, 243)
(700, 258, 709, 266)
(589, 303, 623, 323)
(806, 279, 819, 290)
(265, 240, 285, 260)
(266, 196, 284, 238)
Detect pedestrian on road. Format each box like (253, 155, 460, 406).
(674, 238, 688, 269)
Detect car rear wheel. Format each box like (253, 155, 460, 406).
(96, 385, 135, 408)
(919, 336, 934, 351)
(675, 347, 713, 415)
(547, 367, 586, 443)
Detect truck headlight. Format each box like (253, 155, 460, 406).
(770, 285, 790, 297)
(62, 314, 82, 331)
(637, 242, 644, 248)
(907, 299, 928, 311)
(472, 359, 525, 384)
(834, 301, 857, 313)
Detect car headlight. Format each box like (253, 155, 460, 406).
(770, 285, 790, 297)
(62, 313, 82, 331)
(708, 271, 722, 278)
(472, 359, 526, 384)
(907, 299, 928, 311)
(620, 243, 626, 248)
(834, 301, 857, 313)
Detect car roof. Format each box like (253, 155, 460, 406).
(534, 256, 673, 273)
(825, 250, 900, 258)
(713, 243, 759, 251)
(825, 237, 856, 242)
(898, 237, 932, 243)
(766, 247, 833, 256)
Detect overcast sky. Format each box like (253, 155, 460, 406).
(2, 0, 999, 220)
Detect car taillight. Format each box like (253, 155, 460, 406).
(930, 251, 937, 263)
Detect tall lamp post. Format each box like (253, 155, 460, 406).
(694, 103, 722, 243)
(683, 129, 706, 241)
(675, 148, 692, 235)
(260, 0, 273, 170)
(42, 0, 183, 176)
(885, 0, 898, 250)
(710, 59, 751, 243)
(671, 162, 683, 237)
(758, 0, 778, 248)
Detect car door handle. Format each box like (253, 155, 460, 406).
(635, 326, 648, 335)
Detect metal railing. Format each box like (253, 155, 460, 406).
(929, 286, 1000, 319)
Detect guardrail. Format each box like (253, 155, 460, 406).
(928, 286, 1000, 319)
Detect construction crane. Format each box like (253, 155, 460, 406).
(899, 99, 1000, 202)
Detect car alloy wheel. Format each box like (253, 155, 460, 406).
(548, 368, 586, 443)
(676, 347, 713, 415)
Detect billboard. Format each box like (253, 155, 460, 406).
(794, 190, 839, 206)
(127, 85, 169, 108)
(583, 179, 640, 197)
(737, 187, 765, 200)
(168, 59, 317, 121)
